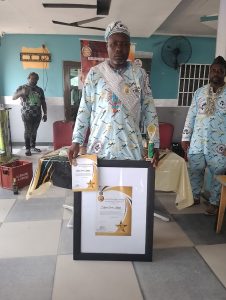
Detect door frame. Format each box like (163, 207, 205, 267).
(63, 61, 81, 121)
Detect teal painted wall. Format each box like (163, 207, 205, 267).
(0, 34, 216, 99)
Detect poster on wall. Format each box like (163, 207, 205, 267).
(80, 40, 108, 85)
(134, 51, 153, 78)
(80, 39, 135, 87)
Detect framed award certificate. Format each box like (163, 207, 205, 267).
(73, 160, 155, 261)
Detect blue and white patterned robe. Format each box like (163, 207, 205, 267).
(182, 84, 226, 205)
(182, 84, 226, 156)
(72, 61, 159, 160)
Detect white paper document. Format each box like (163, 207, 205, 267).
(95, 186, 132, 236)
(72, 154, 98, 192)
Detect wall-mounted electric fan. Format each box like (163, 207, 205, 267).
(161, 36, 192, 69)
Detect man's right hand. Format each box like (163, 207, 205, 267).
(22, 87, 29, 96)
(181, 141, 190, 152)
(68, 143, 80, 165)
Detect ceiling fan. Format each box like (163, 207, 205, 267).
(42, 0, 111, 15)
(43, 0, 111, 31)
(52, 17, 106, 31)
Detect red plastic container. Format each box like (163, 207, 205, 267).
(0, 160, 33, 190)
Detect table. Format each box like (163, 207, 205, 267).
(155, 151, 194, 209)
(26, 149, 194, 211)
(216, 175, 226, 233)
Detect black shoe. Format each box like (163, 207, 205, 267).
(193, 198, 200, 205)
(204, 204, 218, 216)
(25, 149, 31, 156)
(31, 147, 41, 153)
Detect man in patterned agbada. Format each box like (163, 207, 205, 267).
(181, 56, 226, 215)
(68, 21, 159, 163)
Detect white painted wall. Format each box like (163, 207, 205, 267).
(216, 0, 226, 58)
(3, 97, 65, 144)
(3, 96, 186, 144)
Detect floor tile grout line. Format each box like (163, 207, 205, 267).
(194, 245, 226, 291)
(3, 196, 18, 223)
(132, 261, 145, 300)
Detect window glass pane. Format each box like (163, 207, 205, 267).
(195, 65, 200, 78)
(178, 63, 210, 106)
(189, 79, 194, 92)
(184, 79, 188, 92)
(200, 65, 205, 77)
(205, 66, 210, 78)
(180, 65, 185, 78)
(185, 66, 190, 77)
(190, 65, 195, 78)
(178, 93, 183, 106)
(188, 94, 193, 106)
(179, 79, 184, 92)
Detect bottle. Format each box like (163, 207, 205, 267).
(146, 124, 156, 159)
(148, 140, 154, 159)
(12, 178, 19, 195)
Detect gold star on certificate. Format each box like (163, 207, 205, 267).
(116, 221, 127, 232)
(87, 180, 95, 188)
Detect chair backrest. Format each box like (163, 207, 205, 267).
(53, 120, 74, 150)
(159, 122, 174, 150)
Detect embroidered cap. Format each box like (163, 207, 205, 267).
(211, 56, 226, 70)
(105, 21, 130, 41)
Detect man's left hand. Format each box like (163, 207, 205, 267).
(152, 149, 159, 167)
(42, 114, 47, 122)
(143, 148, 159, 167)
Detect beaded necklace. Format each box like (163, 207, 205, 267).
(205, 83, 226, 116)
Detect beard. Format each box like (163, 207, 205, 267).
(210, 76, 224, 85)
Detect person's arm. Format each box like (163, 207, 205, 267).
(39, 88, 47, 122)
(68, 142, 80, 165)
(181, 90, 198, 152)
(68, 70, 93, 164)
(12, 85, 28, 100)
(141, 69, 159, 166)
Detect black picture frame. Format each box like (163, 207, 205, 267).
(73, 159, 155, 261)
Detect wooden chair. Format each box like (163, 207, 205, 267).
(53, 120, 74, 150)
(216, 175, 226, 233)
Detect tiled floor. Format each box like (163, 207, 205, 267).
(0, 147, 226, 300)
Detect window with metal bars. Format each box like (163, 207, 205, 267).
(178, 63, 210, 106)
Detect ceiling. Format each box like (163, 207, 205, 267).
(0, 0, 220, 38)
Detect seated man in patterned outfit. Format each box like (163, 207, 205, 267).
(181, 56, 226, 215)
(68, 20, 159, 164)
(12, 72, 47, 156)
